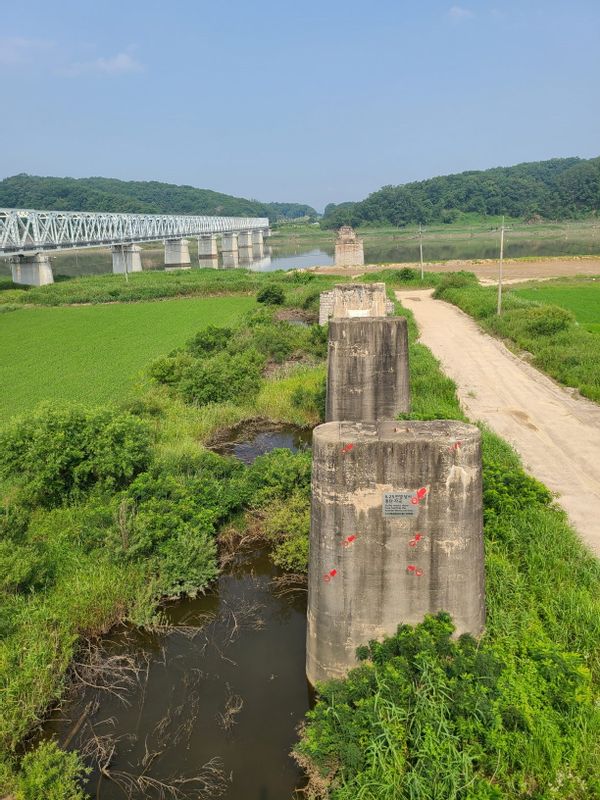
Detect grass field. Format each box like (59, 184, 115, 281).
(514, 280, 600, 334)
(0, 295, 255, 418)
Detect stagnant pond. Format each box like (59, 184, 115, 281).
(42, 427, 313, 799)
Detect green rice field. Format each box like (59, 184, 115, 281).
(514, 280, 600, 334)
(0, 295, 254, 418)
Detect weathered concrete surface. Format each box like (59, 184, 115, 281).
(164, 238, 191, 267)
(326, 317, 410, 421)
(319, 282, 391, 325)
(306, 419, 485, 684)
(335, 225, 364, 268)
(221, 232, 239, 254)
(10, 253, 54, 286)
(238, 231, 253, 248)
(111, 244, 142, 274)
(398, 288, 600, 556)
(198, 235, 218, 257)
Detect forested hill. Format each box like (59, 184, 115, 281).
(0, 174, 317, 221)
(322, 156, 600, 228)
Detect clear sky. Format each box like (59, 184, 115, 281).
(1, 0, 599, 211)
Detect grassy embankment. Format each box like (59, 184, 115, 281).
(1, 267, 599, 797)
(0, 273, 332, 796)
(296, 291, 600, 799)
(433, 274, 600, 402)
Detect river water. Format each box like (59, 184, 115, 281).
(41, 427, 313, 800)
(3, 225, 599, 280)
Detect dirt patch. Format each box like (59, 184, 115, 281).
(313, 256, 600, 282)
(274, 308, 317, 324)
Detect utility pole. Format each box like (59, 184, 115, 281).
(496, 216, 506, 315)
(123, 244, 129, 284)
(419, 223, 424, 280)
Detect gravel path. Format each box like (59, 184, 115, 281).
(397, 289, 600, 556)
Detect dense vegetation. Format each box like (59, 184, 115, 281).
(0, 174, 317, 220)
(296, 295, 600, 799)
(322, 156, 600, 228)
(434, 274, 600, 402)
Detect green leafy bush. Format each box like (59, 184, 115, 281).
(257, 285, 285, 305)
(180, 349, 265, 405)
(0, 406, 151, 508)
(297, 613, 597, 800)
(523, 305, 574, 336)
(186, 325, 233, 357)
(148, 351, 195, 386)
(291, 376, 326, 422)
(245, 448, 312, 507)
(16, 741, 89, 800)
(261, 491, 310, 572)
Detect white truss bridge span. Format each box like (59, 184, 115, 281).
(0, 208, 270, 256)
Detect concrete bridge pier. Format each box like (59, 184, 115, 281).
(306, 419, 485, 685)
(197, 235, 218, 258)
(112, 244, 142, 274)
(326, 317, 410, 422)
(164, 238, 191, 269)
(252, 230, 265, 259)
(9, 254, 54, 286)
(238, 231, 254, 264)
(221, 233, 239, 269)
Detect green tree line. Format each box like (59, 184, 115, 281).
(0, 174, 317, 221)
(322, 156, 600, 228)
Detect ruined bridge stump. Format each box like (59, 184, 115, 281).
(306, 419, 485, 685)
(326, 317, 410, 422)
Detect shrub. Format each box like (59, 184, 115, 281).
(245, 449, 312, 506)
(149, 351, 195, 386)
(261, 491, 310, 572)
(186, 325, 232, 357)
(257, 285, 285, 305)
(291, 376, 326, 422)
(433, 271, 478, 296)
(16, 741, 89, 800)
(297, 613, 597, 800)
(0, 406, 152, 508)
(523, 305, 574, 336)
(180, 349, 265, 406)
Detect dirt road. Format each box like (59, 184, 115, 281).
(397, 289, 600, 556)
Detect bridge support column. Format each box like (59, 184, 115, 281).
(164, 238, 191, 268)
(252, 230, 264, 259)
(10, 254, 54, 286)
(306, 419, 485, 684)
(197, 235, 218, 258)
(326, 317, 410, 422)
(221, 232, 238, 255)
(112, 244, 142, 274)
(238, 231, 253, 248)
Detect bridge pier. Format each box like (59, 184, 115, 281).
(10, 254, 54, 286)
(221, 232, 238, 255)
(306, 419, 485, 684)
(112, 244, 142, 274)
(164, 238, 191, 268)
(197, 235, 218, 258)
(326, 317, 410, 422)
(252, 230, 265, 259)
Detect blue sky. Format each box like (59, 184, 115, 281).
(1, 0, 599, 210)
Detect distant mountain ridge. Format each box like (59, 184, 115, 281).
(322, 156, 600, 228)
(0, 174, 317, 221)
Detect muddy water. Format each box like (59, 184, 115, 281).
(42, 427, 313, 800)
(211, 424, 312, 465)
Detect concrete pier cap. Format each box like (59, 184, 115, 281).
(306, 419, 485, 685)
(319, 282, 394, 325)
(326, 316, 410, 422)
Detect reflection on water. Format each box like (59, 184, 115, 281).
(212, 424, 312, 465)
(42, 550, 309, 800)
(2, 227, 599, 280)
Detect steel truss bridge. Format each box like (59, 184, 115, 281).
(0, 208, 269, 256)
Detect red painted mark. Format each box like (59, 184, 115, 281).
(449, 441, 463, 452)
(323, 568, 338, 582)
(341, 443, 354, 454)
(409, 533, 423, 547)
(407, 564, 416, 573)
(415, 568, 424, 577)
(343, 534, 358, 547)
(410, 487, 428, 505)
